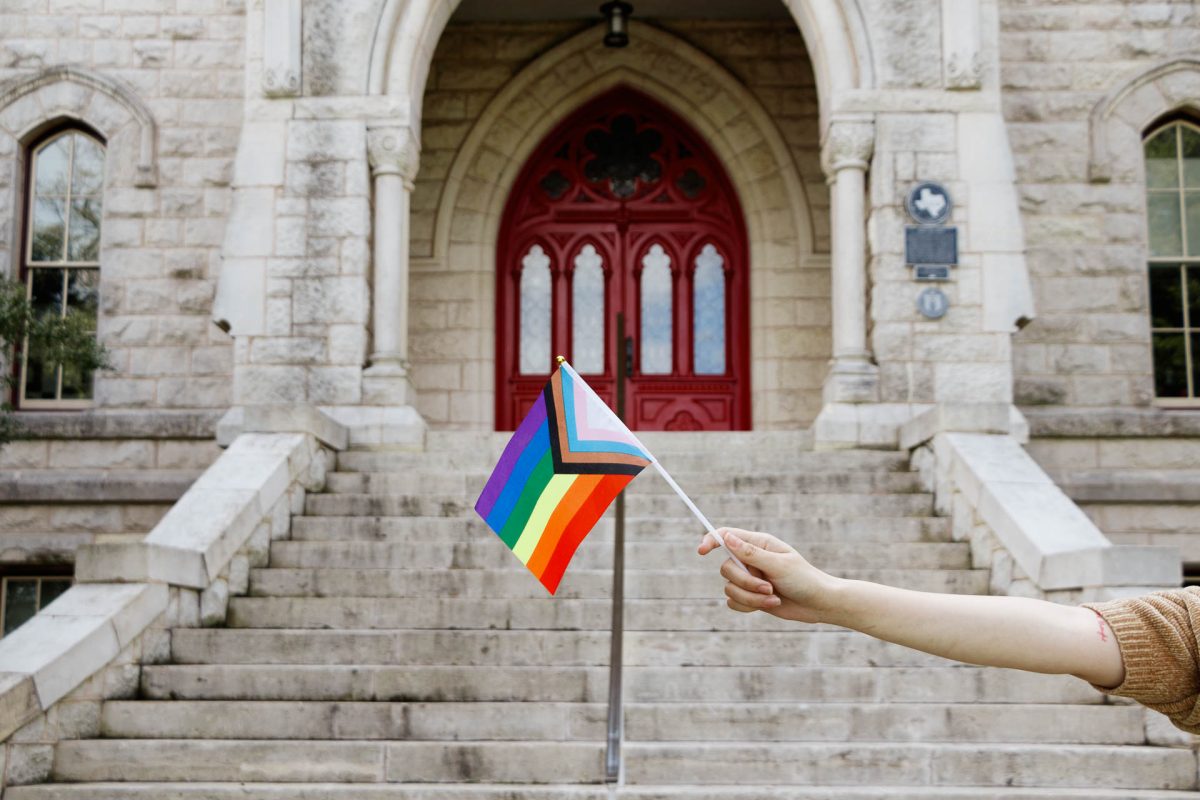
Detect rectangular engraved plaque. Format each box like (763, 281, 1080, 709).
(905, 226, 958, 266)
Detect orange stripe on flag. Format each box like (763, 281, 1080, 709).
(538, 473, 634, 595)
(526, 473, 602, 580)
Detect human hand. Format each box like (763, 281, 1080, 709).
(698, 527, 840, 623)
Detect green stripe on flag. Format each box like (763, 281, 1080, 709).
(499, 449, 554, 548)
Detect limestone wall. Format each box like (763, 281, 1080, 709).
(410, 19, 830, 430)
(1000, 1, 1200, 409)
(0, 0, 245, 411)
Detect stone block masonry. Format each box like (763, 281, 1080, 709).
(1000, 0, 1200, 411)
(0, 1, 247, 411)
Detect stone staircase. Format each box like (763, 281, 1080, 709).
(11, 432, 1197, 798)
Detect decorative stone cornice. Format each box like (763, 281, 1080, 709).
(821, 119, 875, 177)
(366, 122, 420, 184)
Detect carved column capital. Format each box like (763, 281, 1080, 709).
(822, 119, 876, 177)
(367, 123, 420, 185)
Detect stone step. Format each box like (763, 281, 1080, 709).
(265, 541, 969, 571)
(248, 567, 990, 599)
(323, 471, 927, 496)
(51, 739, 603, 783)
(139, 664, 1100, 705)
(100, 700, 604, 741)
(336, 449, 910, 474)
(303, 493, 935, 519)
(424, 430, 815, 455)
(233, 595, 1005, 632)
(13, 783, 1200, 799)
(621, 743, 1196, 789)
(170, 629, 982, 668)
(98, 700, 1145, 745)
(289, 515, 952, 543)
(49, 740, 1194, 788)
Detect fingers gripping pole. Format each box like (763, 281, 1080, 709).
(649, 459, 748, 573)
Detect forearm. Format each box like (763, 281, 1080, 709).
(822, 579, 1125, 688)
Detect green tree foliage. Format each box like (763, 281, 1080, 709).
(0, 278, 109, 446)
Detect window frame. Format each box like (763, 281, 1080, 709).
(1145, 119, 1200, 407)
(0, 565, 74, 638)
(15, 124, 105, 411)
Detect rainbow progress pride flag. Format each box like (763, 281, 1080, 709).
(475, 362, 652, 594)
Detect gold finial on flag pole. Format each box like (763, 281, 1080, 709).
(556, 355, 566, 364)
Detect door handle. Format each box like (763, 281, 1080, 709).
(624, 335, 634, 378)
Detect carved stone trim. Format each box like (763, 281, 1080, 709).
(0, 65, 158, 186)
(1088, 58, 1200, 183)
(822, 119, 875, 176)
(942, 0, 982, 91)
(263, 0, 302, 99)
(367, 122, 420, 184)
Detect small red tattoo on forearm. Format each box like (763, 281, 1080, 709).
(1096, 617, 1109, 643)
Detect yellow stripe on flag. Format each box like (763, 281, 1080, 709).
(512, 473, 576, 564)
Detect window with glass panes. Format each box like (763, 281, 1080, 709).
(18, 129, 104, 408)
(1146, 121, 1200, 402)
(0, 573, 72, 637)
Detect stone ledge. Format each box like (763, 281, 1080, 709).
(0, 430, 329, 746)
(1041, 546, 1183, 590)
(1053, 470, 1200, 504)
(0, 471, 198, 504)
(899, 403, 1011, 451)
(10, 411, 220, 440)
(933, 432, 1180, 593)
(217, 405, 348, 451)
(0, 583, 167, 739)
(77, 433, 314, 588)
(1024, 407, 1200, 438)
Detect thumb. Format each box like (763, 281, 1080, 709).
(720, 530, 778, 569)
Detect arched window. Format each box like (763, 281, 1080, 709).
(18, 128, 104, 408)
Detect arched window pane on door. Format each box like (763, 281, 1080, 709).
(640, 243, 672, 374)
(519, 244, 552, 375)
(572, 244, 605, 374)
(21, 129, 104, 407)
(1146, 121, 1200, 401)
(693, 243, 726, 375)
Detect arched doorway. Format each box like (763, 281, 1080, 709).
(495, 87, 750, 431)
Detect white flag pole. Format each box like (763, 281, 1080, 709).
(649, 458, 748, 573)
(559, 360, 750, 573)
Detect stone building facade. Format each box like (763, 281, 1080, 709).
(0, 0, 1198, 564)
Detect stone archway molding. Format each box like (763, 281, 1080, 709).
(1088, 58, 1200, 183)
(430, 20, 815, 263)
(367, 0, 875, 134)
(0, 65, 157, 187)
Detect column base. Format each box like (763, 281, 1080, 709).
(363, 360, 414, 406)
(822, 358, 880, 404)
(812, 402, 916, 451)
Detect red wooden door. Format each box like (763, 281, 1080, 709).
(495, 87, 749, 431)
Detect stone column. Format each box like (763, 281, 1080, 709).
(821, 118, 879, 403)
(364, 122, 419, 405)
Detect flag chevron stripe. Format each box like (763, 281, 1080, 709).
(545, 379, 646, 476)
(475, 362, 651, 594)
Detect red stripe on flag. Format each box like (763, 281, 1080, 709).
(527, 473, 602, 581)
(538, 473, 634, 595)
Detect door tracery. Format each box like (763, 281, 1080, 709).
(496, 87, 750, 431)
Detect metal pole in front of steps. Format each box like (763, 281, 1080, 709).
(605, 313, 631, 784)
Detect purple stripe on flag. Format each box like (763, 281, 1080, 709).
(475, 394, 548, 519)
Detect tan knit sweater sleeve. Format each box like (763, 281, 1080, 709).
(1082, 587, 1200, 734)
